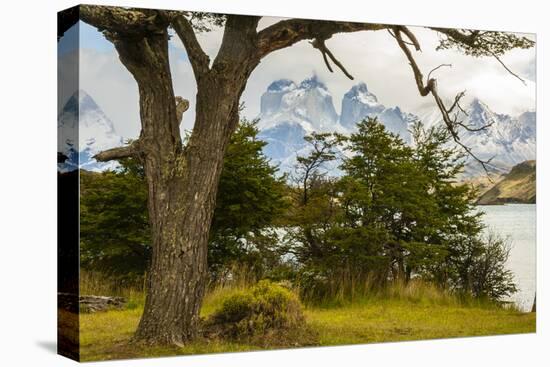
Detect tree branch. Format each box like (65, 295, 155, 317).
(392, 26, 495, 175)
(80, 5, 166, 35)
(489, 50, 527, 85)
(94, 141, 141, 162)
(429, 27, 477, 46)
(170, 15, 211, 77)
(212, 14, 261, 71)
(430, 27, 533, 84)
(393, 26, 432, 96)
(446, 90, 466, 114)
(427, 63, 452, 81)
(310, 38, 354, 80)
(400, 26, 421, 51)
(387, 29, 415, 47)
(257, 19, 388, 59)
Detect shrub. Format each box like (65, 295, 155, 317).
(446, 233, 517, 301)
(205, 280, 317, 346)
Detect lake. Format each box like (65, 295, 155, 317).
(478, 204, 536, 311)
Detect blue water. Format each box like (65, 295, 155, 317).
(478, 204, 536, 311)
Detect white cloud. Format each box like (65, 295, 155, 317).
(79, 48, 140, 138)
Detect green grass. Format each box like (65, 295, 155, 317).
(78, 282, 535, 362)
(307, 300, 534, 346)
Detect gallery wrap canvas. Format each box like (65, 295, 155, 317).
(58, 4, 536, 362)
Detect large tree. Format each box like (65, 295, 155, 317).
(65, 5, 533, 344)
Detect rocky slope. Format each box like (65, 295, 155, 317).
(477, 160, 536, 205)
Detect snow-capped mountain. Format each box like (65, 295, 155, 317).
(58, 90, 124, 172)
(256, 77, 535, 178)
(257, 78, 417, 172)
(257, 76, 345, 173)
(340, 82, 415, 143)
(455, 99, 536, 177)
(340, 82, 384, 128)
(258, 76, 343, 133)
(57, 85, 535, 180)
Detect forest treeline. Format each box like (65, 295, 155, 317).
(80, 117, 516, 303)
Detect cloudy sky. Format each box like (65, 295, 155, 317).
(59, 16, 536, 139)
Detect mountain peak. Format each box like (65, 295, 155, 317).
(62, 89, 101, 116)
(267, 79, 297, 92)
(299, 75, 328, 90)
(344, 82, 378, 103)
(79, 90, 102, 115)
(348, 82, 369, 95)
(467, 98, 495, 125)
(258, 75, 339, 133)
(469, 98, 491, 112)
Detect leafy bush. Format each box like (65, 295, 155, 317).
(205, 281, 316, 345)
(445, 233, 517, 301)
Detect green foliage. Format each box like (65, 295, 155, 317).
(288, 117, 515, 302)
(206, 280, 307, 339)
(283, 132, 339, 265)
(209, 121, 289, 278)
(436, 29, 534, 57)
(80, 159, 150, 280)
(81, 116, 518, 304)
(80, 121, 287, 279)
(444, 233, 517, 300)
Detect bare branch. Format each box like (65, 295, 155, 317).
(446, 90, 466, 114)
(387, 29, 415, 46)
(94, 141, 141, 162)
(257, 19, 388, 59)
(393, 26, 432, 96)
(170, 15, 211, 77)
(427, 63, 452, 81)
(456, 120, 496, 132)
(310, 38, 354, 80)
(392, 26, 495, 175)
(400, 26, 421, 51)
(489, 50, 527, 85)
(454, 138, 496, 177)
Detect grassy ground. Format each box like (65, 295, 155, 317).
(78, 282, 535, 361)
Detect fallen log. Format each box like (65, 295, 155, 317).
(58, 293, 126, 313)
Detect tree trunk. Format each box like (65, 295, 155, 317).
(106, 16, 261, 345)
(134, 82, 243, 344)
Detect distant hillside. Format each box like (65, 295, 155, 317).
(477, 160, 536, 205)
